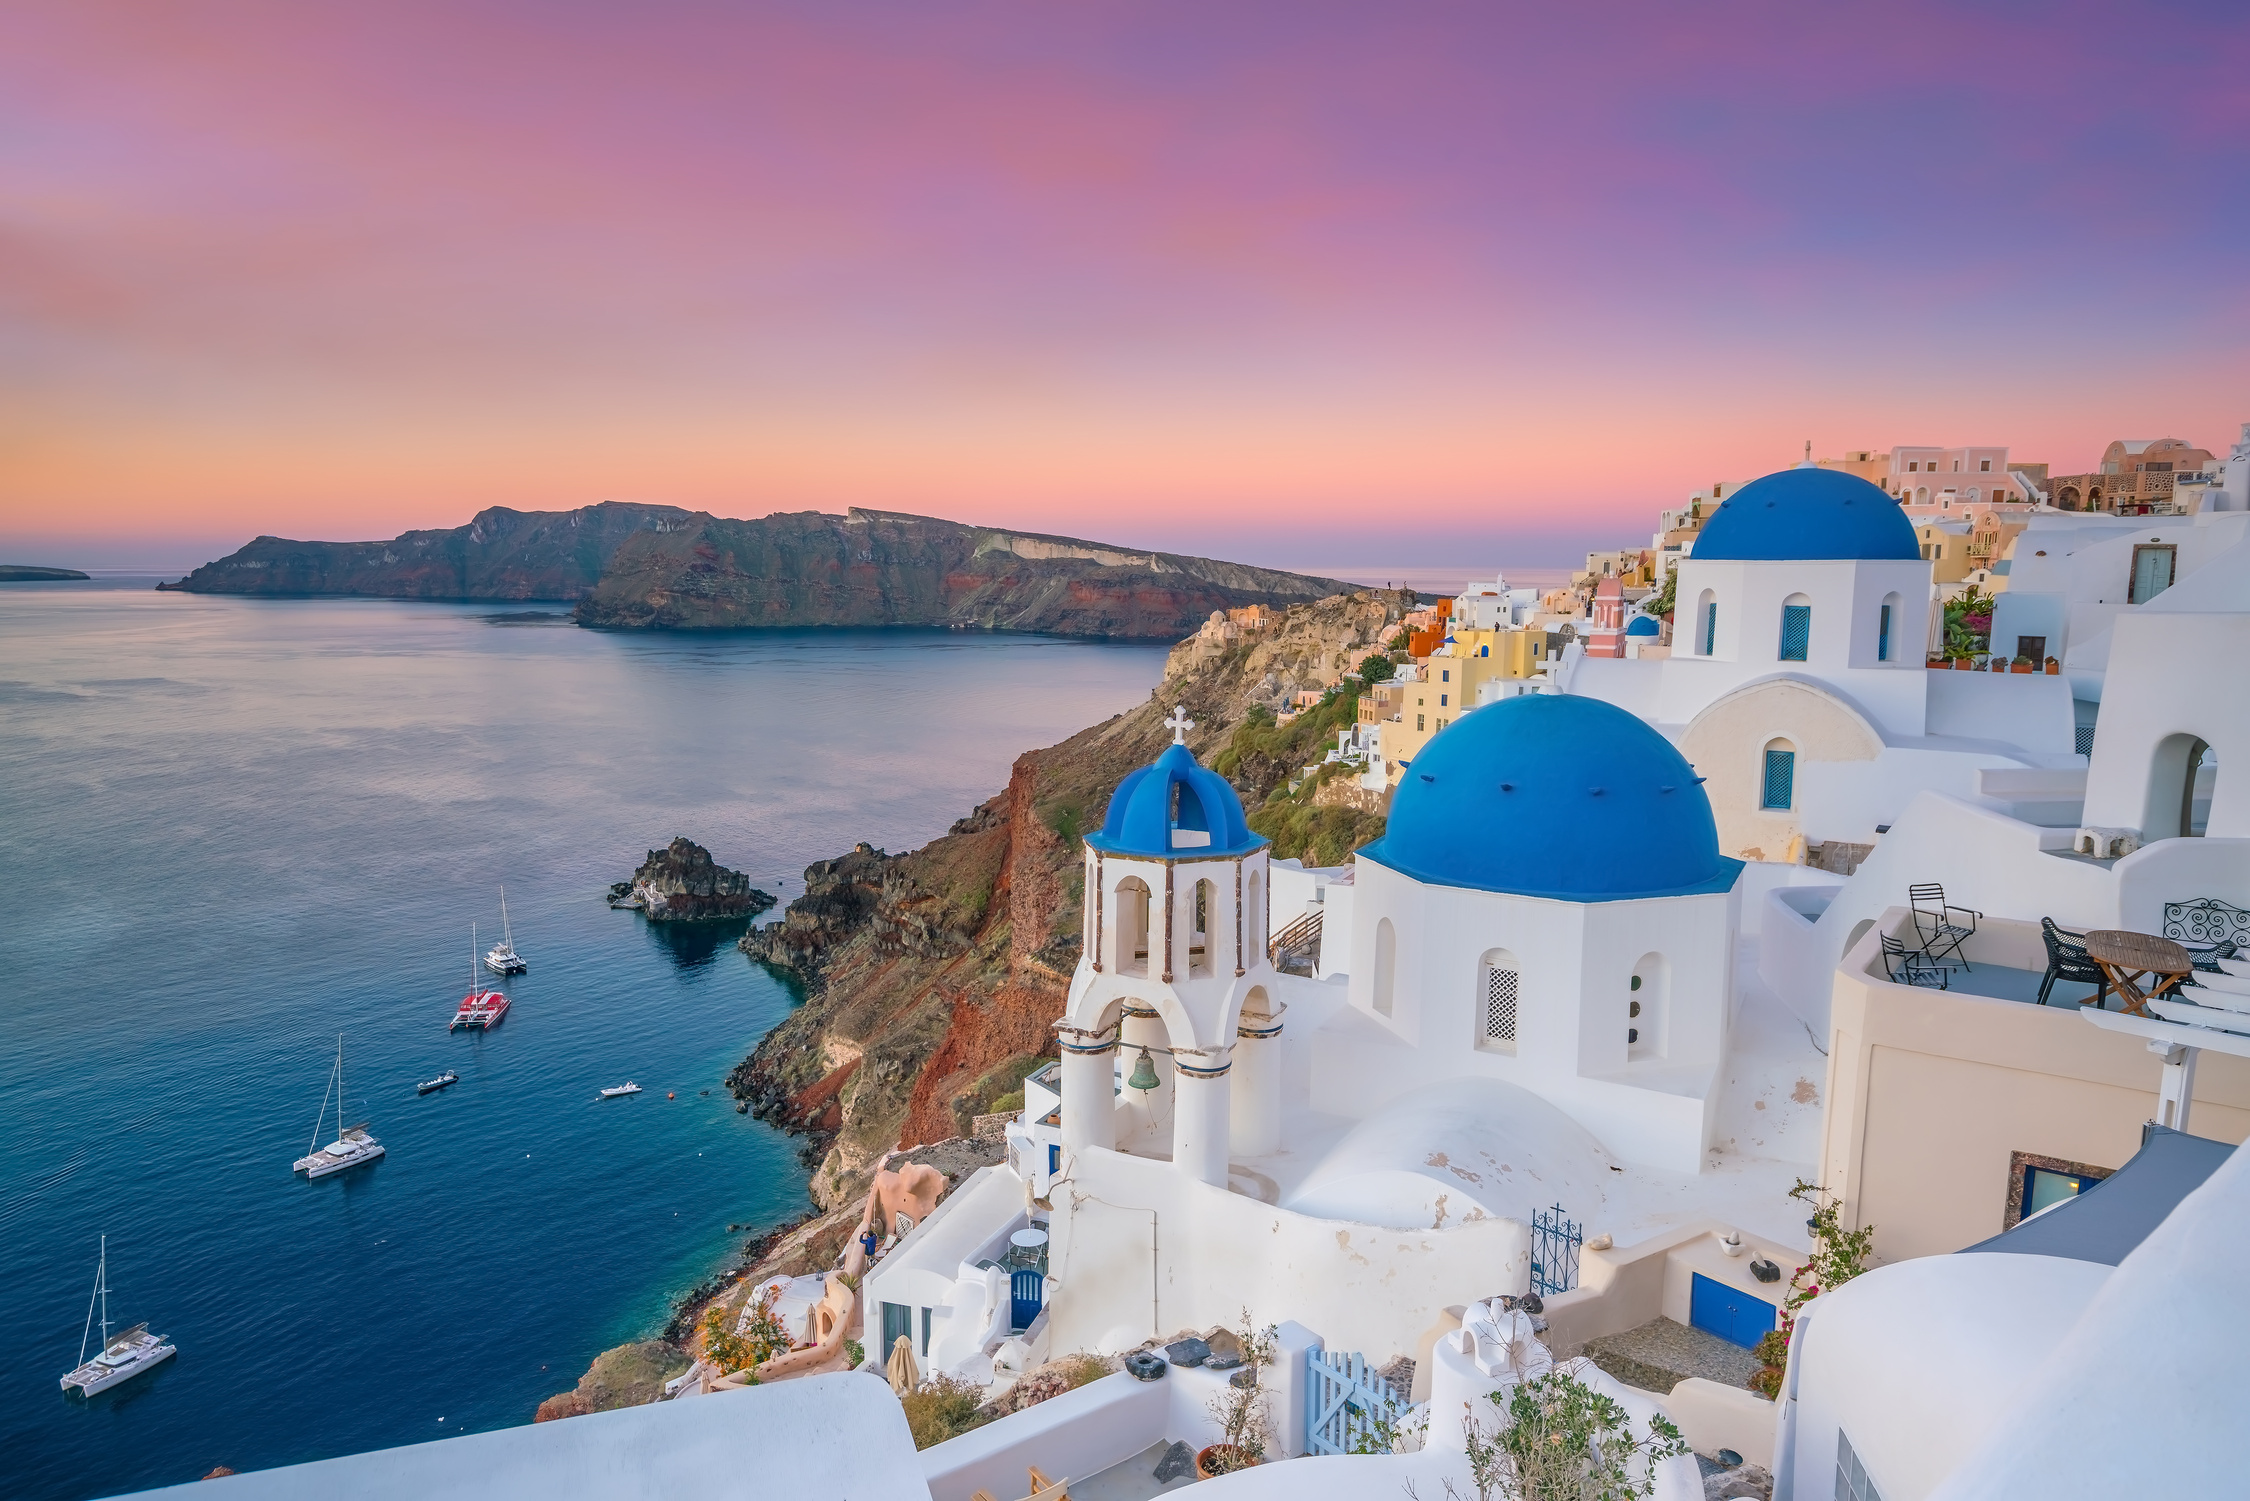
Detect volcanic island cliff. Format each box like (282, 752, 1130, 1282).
(160, 502, 1351, 640)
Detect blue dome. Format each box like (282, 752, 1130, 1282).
(1693, 468, 1918, 562)
(1625, 614, 1661, 638)
(1360, 695, 1741, 902)
(1089, 742, 1261, 858)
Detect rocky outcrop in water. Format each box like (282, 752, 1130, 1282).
(0, 565, 91, 581)
(620, 838, 775, 922)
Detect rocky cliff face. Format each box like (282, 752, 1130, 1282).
(161, 503, 1350, 639)
(159, 502, 695, 600)
(624, 837, 776, 922)
(574, 509, 1353, 639)
(728, 588, 1412, 1208)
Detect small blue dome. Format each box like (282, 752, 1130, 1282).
(1360, 695, 1741, 902)
(1625, 614, 1661, 637)
(1693, 468, 1918, 562)
(1089, 742, 1261, 858)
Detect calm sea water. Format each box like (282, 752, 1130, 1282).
(0, 581, 1165, 1499)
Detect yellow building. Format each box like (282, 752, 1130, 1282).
(1916, 511, 2026, 587)
(1381, 628, 1556, 782)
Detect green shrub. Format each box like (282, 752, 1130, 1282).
(898, 1373, 990, 1449)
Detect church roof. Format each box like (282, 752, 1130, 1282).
(1087, 719, 1261, 859)
(1692, 466, 1920, 562)
(1625, 614, 1661, 637)
(1358, 694, 1741, 902)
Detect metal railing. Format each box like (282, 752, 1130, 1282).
(1530, 1203, 1583, 1298)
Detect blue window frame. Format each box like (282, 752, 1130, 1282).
(1779, 604, 1811, 661)
(881, 1301, 912, 1353)
(1047, 1143, 1061, 1175)
(2023, 1164, 2093, 1218)
(1762, 748, 1795, 810)
(1877, 604, 1892, 662)
(1702, 601, 1718, 655)
(920, 1305, 932, 1355)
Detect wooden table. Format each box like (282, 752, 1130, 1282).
(2083, 930, 2195, 1018)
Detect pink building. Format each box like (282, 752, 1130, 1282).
(1885, 445, 2041, 514)
(1584, 576, 1626, 658)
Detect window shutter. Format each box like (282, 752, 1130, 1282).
(1762, 749, 1796, 810)
(1779, 605, 1811, 661)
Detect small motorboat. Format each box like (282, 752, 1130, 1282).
(599, 1082, 643, 1099)
(418, 1070, 460, 1095)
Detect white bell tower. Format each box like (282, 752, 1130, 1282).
(1055, 709, 1284, 1187)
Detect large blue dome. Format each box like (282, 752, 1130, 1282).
(1089, 741, 1261, 858)
(1693, 467, 1918, 562)
(1625, 614, 1661, 638)
(1360, 695, 1741, 902)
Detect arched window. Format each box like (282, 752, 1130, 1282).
(1190, 878, 1216, 977)
(2148, 733, 2213, 840)
(1477, 949, 1519, 1052)
(1915, 486, 1929, 503)
(1696, 589, 1718, 656)
(1877, 591, 1901, 662)
(1761, 738, 1797, 811)
(1778, 593, 1811, 662)
(1246, 871, 1262, 963)
(1114, 877, 1151, 976)
(1372, 918, 1397, 1016)
(1628, 953, 1669, 1060)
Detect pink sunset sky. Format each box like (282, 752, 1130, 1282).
(3, 1, 2246, 572)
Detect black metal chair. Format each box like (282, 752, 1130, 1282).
(1880, 932, 1953, 989)
(2038, 917, 2110, 1007)
(1909, 883, 1982, 970)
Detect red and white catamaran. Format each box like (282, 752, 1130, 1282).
(451, 922, 511, 1030)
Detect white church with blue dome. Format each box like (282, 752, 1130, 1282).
(1565, 464, 2081, 872)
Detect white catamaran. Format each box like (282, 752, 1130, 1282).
(293, 1033, 386, 1179)
(484, 887, 528, 975)
(60, 1236, 176, 1396)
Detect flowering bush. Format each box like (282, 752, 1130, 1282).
(1749, 1180, 1874, 1398)
(702, 1282, 790, 1376)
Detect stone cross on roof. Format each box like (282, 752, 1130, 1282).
(1164, 705, 1195, 745)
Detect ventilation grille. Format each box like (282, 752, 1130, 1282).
(1483, 967, 1519, 1044)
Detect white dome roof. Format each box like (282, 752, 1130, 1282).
(1282, 1077, 1614, 1231)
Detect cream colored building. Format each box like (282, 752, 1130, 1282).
(1816, 910, 2250, 1265)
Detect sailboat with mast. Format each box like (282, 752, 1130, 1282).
(293, 1033, 386, 1178)
(60, 1236, 176, 1395)
(451, 923, 510, 1029)
(484, 887, 528, 974)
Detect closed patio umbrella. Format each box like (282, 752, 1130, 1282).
(887, 1333, 920, 1395)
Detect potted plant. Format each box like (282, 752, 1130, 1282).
(2011, 656, 2034, 674)
(1196, 1316, 1279, 1478)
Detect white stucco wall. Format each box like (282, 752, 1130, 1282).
(1333, 856, 1736, 1172)
(1046, 1144, 1528, 1362)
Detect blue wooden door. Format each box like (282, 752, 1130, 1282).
(1689, 1272, 1775, 1349)
(1010, 1268, 1044, 1331)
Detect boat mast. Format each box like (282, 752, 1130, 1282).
(501, 888, 512, 949)
(336, 1032, 346, 1133)
(308, 1040, 337, 1154)
(78, 1236, 106, 1366)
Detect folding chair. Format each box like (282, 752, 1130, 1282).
(1909, 883, 1981, 970)
(1880, 932, 1954, 989)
